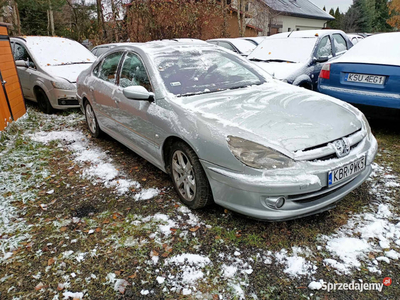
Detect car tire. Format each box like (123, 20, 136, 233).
(170, 142, 213, 209)
(35, 88, 54, 114)
(84, 101, 102, 138)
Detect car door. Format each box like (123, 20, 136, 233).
(12, 42, 37, 99)
(90, 51, 124, 134)
(311, 36, 333, 90)
(112, 52, 160, 165)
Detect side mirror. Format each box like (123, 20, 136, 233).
(314, 56, 329, 63)
(15, 60, 29, 68)
(123, 85, 154, 101)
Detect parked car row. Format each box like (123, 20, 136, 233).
(12, 30, 399, 221)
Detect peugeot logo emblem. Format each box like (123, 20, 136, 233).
(332, 138, 350, 158)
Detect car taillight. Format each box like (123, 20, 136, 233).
(319, 63, 330, 79)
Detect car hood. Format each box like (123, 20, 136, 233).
(175, 82, 361, 153)
(251, 61, 306, 81)
(42, 64, 93, 83)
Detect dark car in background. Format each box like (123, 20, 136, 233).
(248, 30, 353, 90)
(318, 32, 400, 119)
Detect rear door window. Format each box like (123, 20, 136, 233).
(98, 52, 123, 84)
(333, 34, 348, 55)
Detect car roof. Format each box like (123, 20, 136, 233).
(207, 38, 239, 43)
(268, 30, 345, 39)
(11, 36, 79, 45)
(333, 32, 400, 67)
(110, 39, 216, 55)
(93, 42, 128, 49)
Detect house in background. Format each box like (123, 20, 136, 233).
(248, 0, 335, 36)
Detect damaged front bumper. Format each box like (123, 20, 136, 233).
(201, 134, 378, 221)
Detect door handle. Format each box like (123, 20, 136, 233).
(89, 87, 94, 92)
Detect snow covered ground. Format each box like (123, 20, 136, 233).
(0, 107, 399, 299)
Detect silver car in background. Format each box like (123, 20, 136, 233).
(11, 36, 96, 113)
(76, 40, 377, 221)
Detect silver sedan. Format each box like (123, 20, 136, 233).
(76, 40, 377, 221)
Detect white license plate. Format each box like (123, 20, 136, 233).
(345, 73, 385, 85)
(328, 156, 366, 187)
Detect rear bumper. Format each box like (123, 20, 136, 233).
(318, 83, 400, 110)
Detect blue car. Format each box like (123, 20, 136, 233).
(318, 32, 400, 118)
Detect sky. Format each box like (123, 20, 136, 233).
(310, 0, 353, 13)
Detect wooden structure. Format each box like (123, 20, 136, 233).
(0, 23, 26, 131)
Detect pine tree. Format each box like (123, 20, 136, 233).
(373, 0, 392, 31)
(327, 8, 337, 28)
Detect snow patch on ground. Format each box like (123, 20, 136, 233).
(320, 163, 400, 275)
(134, 188, 160, 201)
(30, 130, 141, 195)
(162, 253, 212, 295)
(275, 247, 316, 277)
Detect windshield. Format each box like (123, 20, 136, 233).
(249, 37, 318, 63)
(28, 37, 96, 67)
(232, 39, 257, 55)
(154, 49, 265, 96)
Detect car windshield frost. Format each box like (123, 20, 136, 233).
(154, 49, 265, 96)
(249, 37, 317, 63)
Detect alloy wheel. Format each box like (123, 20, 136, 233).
(172, 150, 196, 201)
(85, 103, 97, 134)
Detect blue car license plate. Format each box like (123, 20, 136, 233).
(328, 155, 366, 187)
(345, 73, 385, 85)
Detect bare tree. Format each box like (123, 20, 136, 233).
(250, 0, 282, 36)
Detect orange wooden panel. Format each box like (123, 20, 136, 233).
(1, 61, 15, 71)
(5, 81, 21, 94)
(0, 26, 8, 36)
(0, 34, 26, 129)
(10, 100, 26, 118)
(0, 88, 11, 131)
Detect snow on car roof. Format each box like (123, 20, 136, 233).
(22, 36, 96, 67)
(128, 39, 217, 55)
(267, 30, 344, 39)
(333, 32, 400, 67)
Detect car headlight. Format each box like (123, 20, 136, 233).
(361, 113, 371, 136)
(51, 80, 75, 90)
(227, 136, 295, 169)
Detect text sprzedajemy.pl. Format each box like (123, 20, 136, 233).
(321, 281, 384, 292)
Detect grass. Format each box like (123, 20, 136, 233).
(0, 103, 399, 299)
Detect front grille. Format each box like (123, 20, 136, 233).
(58, 99, 79, 105)
(294, 128, 365, 162)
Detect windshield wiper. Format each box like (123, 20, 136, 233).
(250, 58, 295, 63)
(51, 61, 93, 66)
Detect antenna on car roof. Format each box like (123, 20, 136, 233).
(287, 29, 295, 38)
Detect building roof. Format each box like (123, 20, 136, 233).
(262, 0, 335, 20)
